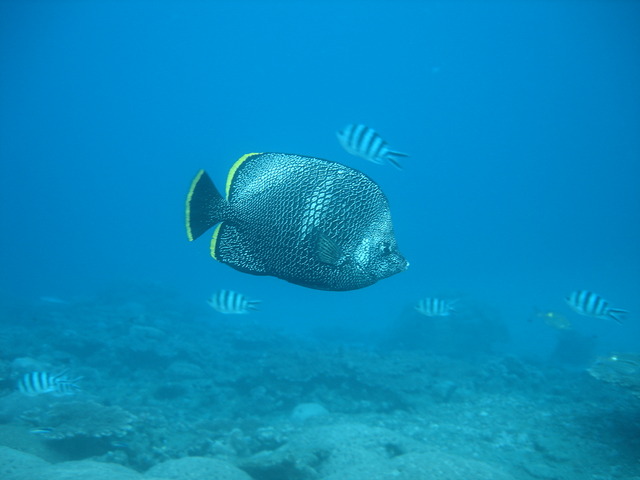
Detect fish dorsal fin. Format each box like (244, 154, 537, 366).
(226, 153, 263, 199)
(315, 231, 343, 265)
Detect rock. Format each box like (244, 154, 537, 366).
(431, 380, 458, 402)
(322, 451, 516, 480)
(43, 460, 145, 480)
(10, 357, 48, 374)
(290, 403, 329, 423)
(0, 446, 49, 480)
(0, 445, 166, 480)
(0, 424, 70, 463)
(145, 456, 252, 480)
(241, 422, 419, 480)
(166, 361, 205, 379)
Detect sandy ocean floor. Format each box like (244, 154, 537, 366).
(0, 287, 638, 480)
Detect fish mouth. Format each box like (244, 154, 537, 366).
(396, 257, 409, 272)
(384, 255, 409, 278)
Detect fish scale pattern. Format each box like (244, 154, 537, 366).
(214, 152, 406, 290)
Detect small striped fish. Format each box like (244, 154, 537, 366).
(336, 124, 408, 169)
(415, 298, 456, 317)
(565, 290, 627, 324)
(208, 289, 260, 314)
(18, 371, 81, 397)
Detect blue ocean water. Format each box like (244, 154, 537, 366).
(2, 0, 638, 355)
(0, 1, 639, 478)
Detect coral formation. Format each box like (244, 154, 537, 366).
(0, 289, 637, 479)
(21, 401, 136, 440)
(588, 353, 640, 398)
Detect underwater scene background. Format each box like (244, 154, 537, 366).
(0, 1, 639, 479)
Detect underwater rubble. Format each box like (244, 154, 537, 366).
(0, 291, 638, 480)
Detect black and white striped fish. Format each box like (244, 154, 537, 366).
(17, 371, 81, 397)
(336, 124, 408, 169)
(415, 297, 456, 317)
(565, 290, 627, 324)
(208, 289, 260, 314)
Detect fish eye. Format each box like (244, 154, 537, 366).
(380, 243, 392, 255)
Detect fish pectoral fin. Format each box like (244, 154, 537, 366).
(315, 231, 343, 265)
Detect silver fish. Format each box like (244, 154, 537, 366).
(565, 290, 627, 324)
(18, 371, 81, 396)
(208, 289, 260, 314)
(415, 298, 456, 317)
(336, 124, 408, 169)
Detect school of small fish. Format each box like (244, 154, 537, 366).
(204, 287, 628, 342)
